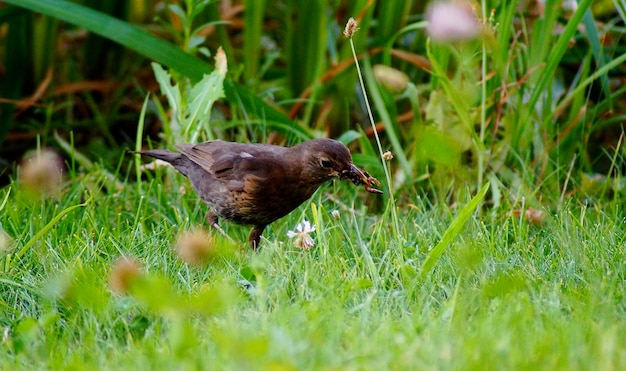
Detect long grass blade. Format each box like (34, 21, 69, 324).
(14, 196, 93, 260)
(420, 183, 489, 278)
(527, 0, 594, 111)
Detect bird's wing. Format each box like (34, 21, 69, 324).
(176, 141, 284, 189)
(175, 142, 224, 175)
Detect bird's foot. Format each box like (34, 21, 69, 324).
(211, 222, 236, 244)
(206, 211, 235, 244)
(248, 225, 267, 251)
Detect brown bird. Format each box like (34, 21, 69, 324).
(137, 138, 382, 250)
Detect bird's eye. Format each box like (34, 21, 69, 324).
(320, 159, 332, 168)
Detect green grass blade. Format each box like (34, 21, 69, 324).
(553, 52, 626, 116)
(527, 0, 593, 111)
(14, 196, 93, 260)
(375, 0, 412, 43)
(134, 94, 150, 195)
(581, 8, 610, 100)
(420, 183, 490, 278)
(243, 0, 266, 82)
(0, 188, 10, 213)
(286, 0, 327, 98)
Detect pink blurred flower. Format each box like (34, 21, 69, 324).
(426, 1, 480, 42)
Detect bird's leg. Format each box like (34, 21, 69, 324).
(248, 225, 267, 251)
(205, 210, 235, 243)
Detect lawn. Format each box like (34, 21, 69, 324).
(1, 175, 625, 369)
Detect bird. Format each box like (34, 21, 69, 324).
(136, 138, 382, 250)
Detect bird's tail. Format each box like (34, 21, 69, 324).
(133, 149, 191, 177)
(135, 149, 180, 164)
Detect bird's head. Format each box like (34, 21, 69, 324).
(296, 139, 382, 194)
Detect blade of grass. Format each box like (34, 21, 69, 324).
(134, 94, 150, 195)
(526, 0, 593, 112)
(375, 0, 411, 44)
(581, 6, 610, 100)
(286, 0, 327, 124)
(346, 22, 400, 240)
(13, 196, 93, 260)
(243, 0, 266, 83)
(420, 182, 489, 278)
(0, 188, 10, 213)
(553, 52, 626, 118)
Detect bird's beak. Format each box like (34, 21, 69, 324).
(346, 163, 367, 183)
(341, 164, 383, 194)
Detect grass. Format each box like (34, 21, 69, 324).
(1, 172, 625, 369)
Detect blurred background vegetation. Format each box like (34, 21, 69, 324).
(0, 0, 625, 207)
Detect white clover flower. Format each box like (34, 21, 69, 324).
(287, 220, 316, 250)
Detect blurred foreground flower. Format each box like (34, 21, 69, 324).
(109, 257, 142, 295)
(509, 208, 547, 225)
(287, 220, 316, 250)
(19, 148, 65, 198)
(138, 159, 170, 171)
(215, 46, 228, 76)
(426, 1, 480, 42)
(175, 228, 216, 266)
(373, 65, 409, 93)
(0, 229, 14, 253)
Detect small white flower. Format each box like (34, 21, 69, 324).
(287, 220, 316, 250)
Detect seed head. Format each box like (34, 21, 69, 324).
(343, 17, 359, 38)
